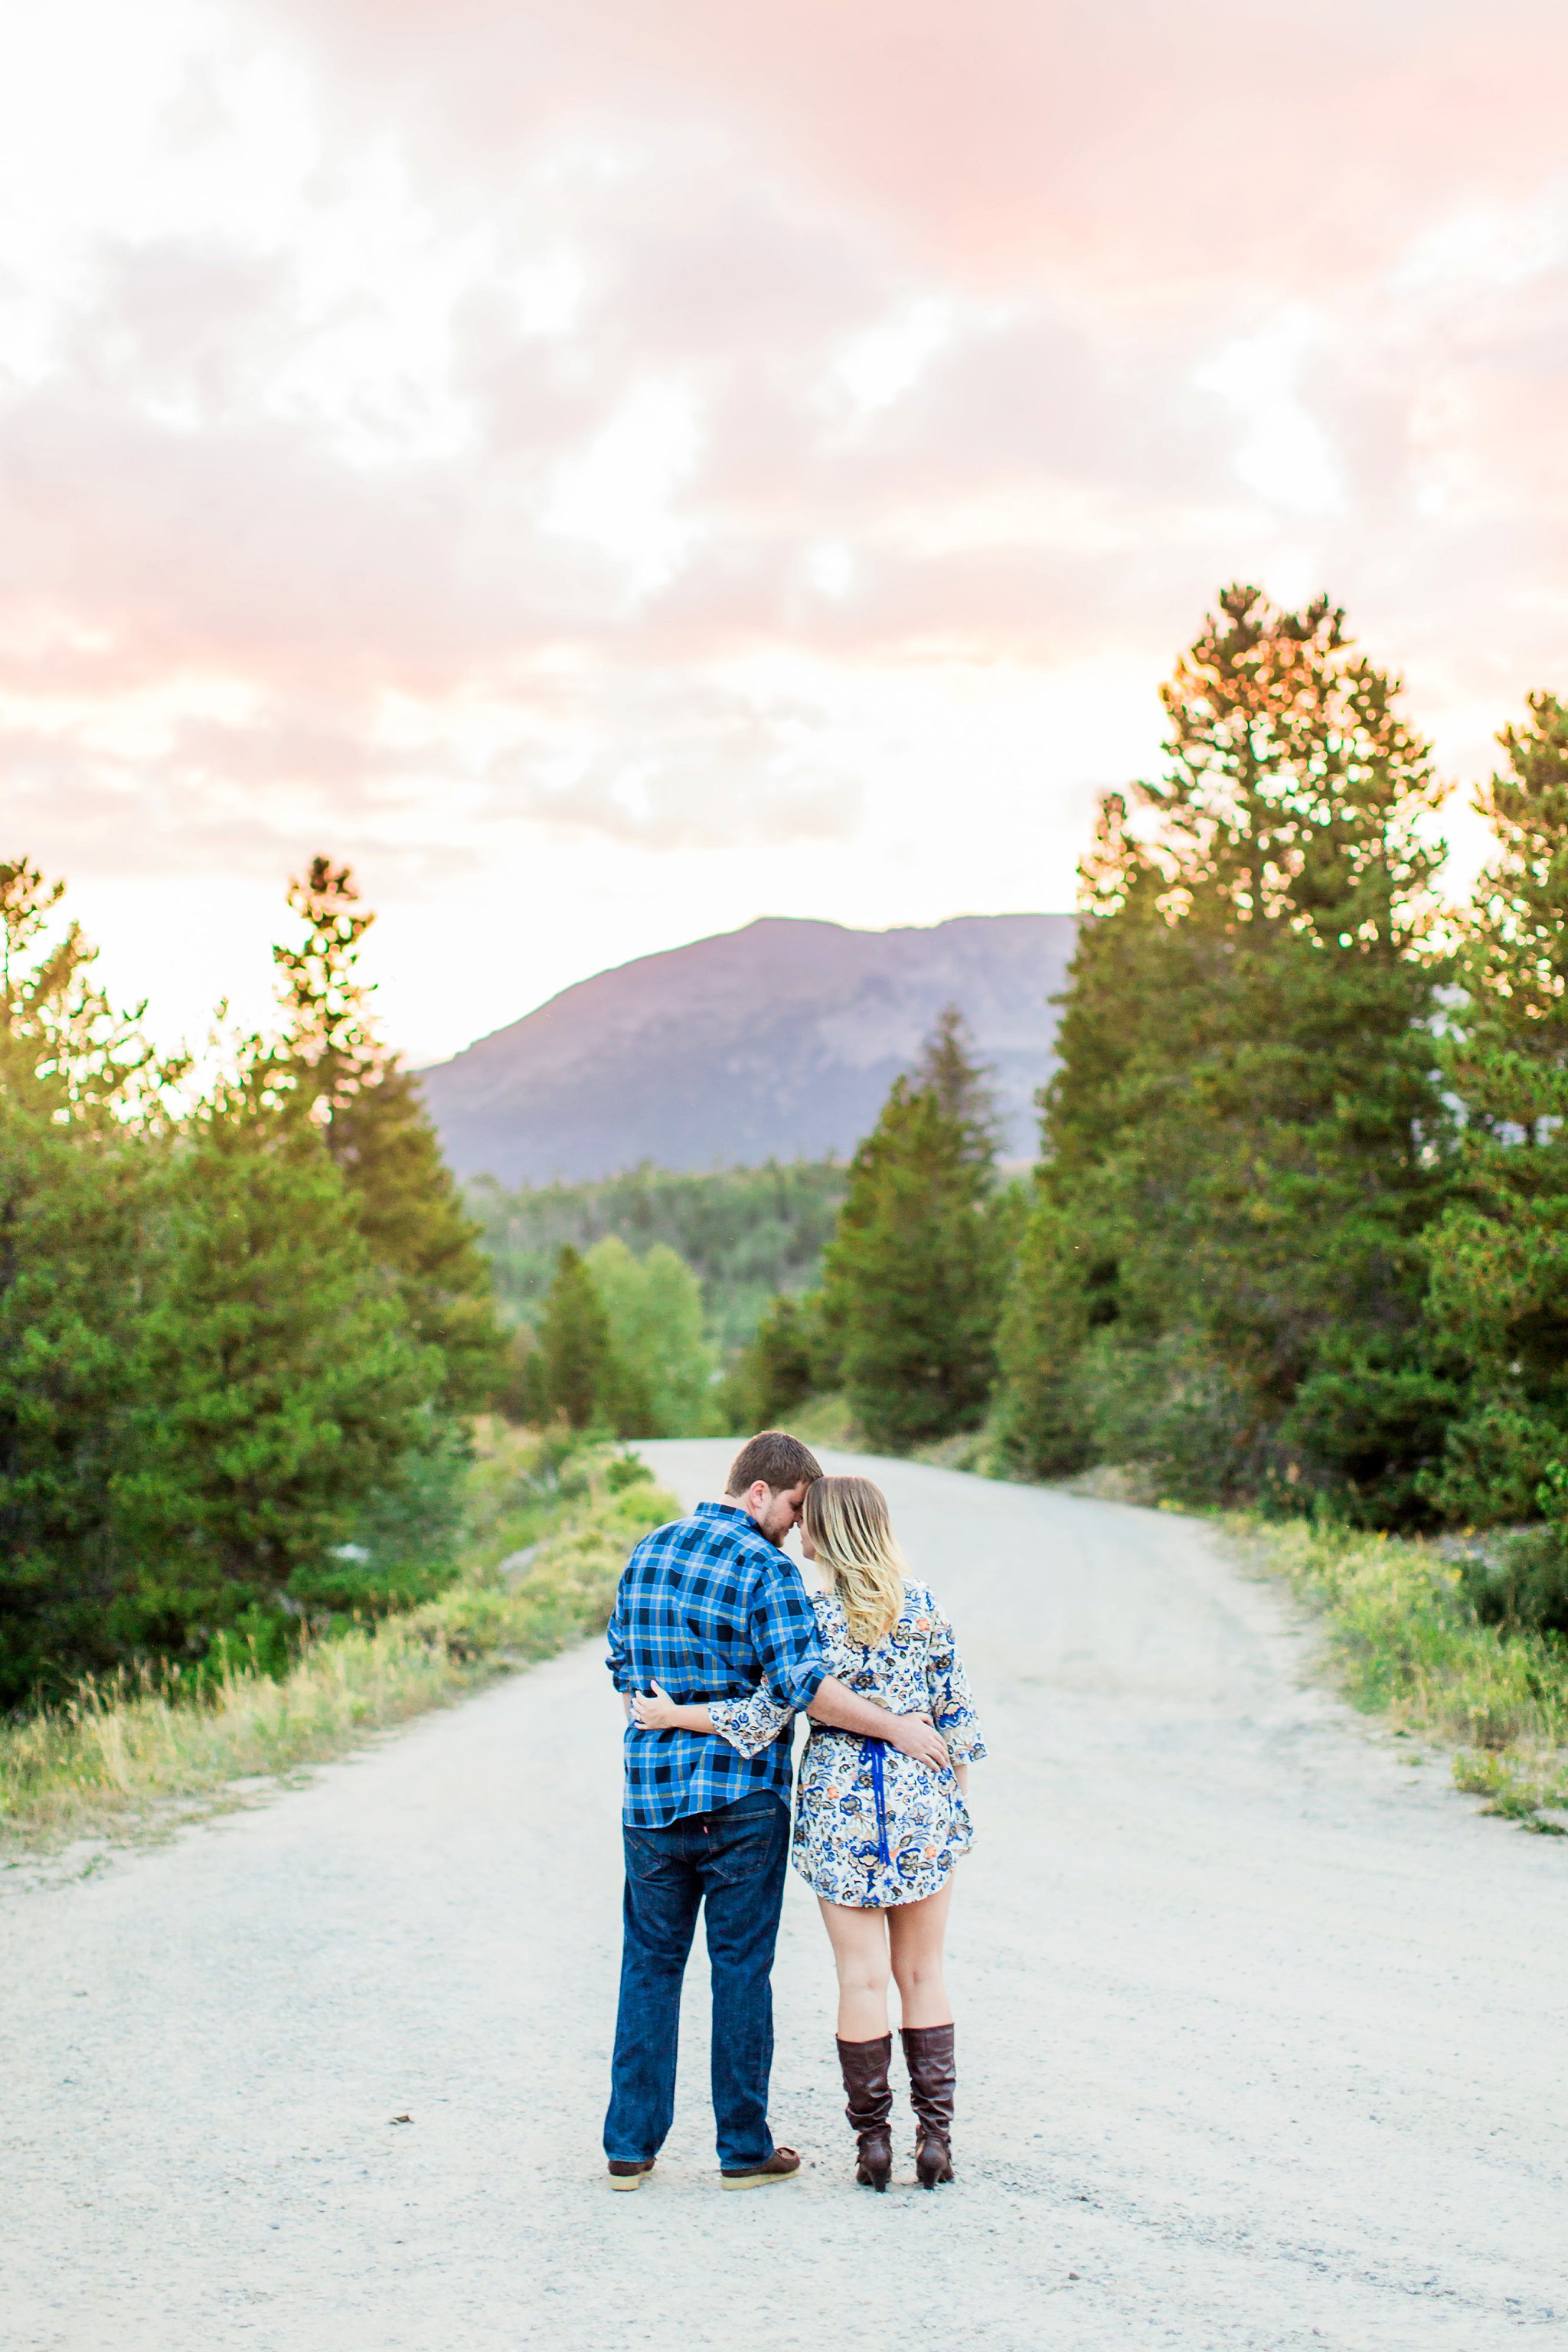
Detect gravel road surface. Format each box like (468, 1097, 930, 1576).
(4, 1445, 1566, 2350)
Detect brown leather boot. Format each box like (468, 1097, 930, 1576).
(835, 2034, 894, 2191)
(900, 2023, 956, 2187)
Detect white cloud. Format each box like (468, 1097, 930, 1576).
(1195, 311, 1344, 518)
(805, 541, 855, 599)
(833, 298, 955, 413)
(541, 379, 704, 598)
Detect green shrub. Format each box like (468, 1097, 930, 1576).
(0, 1432, 676, 1849)
(1078, 1331, 1278, 1511)
(1455, 1524, 1568, 1637)
(1451, 1749, 1566, 1821)
(1253, 1517, 1568, 1820)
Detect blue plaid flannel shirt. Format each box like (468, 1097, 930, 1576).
(606, 1501, 829, 1828)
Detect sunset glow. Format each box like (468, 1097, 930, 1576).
(4, 0, 1566, 1059)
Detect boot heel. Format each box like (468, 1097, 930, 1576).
(836, 2034, 895, 2194)
(901, 2023, 957, 2190)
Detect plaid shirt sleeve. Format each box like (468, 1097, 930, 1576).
(606, 1582, 632, 1694)
(750, 1556, 828, 1710)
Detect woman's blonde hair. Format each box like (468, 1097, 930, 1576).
(802, 1475, 907, 1647)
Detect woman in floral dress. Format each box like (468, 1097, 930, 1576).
(632, 1475, 985, 2192)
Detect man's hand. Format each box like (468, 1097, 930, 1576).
(884, 1712, 950, 1773)
(631, 1680, 681, 1730)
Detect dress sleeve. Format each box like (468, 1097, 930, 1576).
(709, 1687, 795, 1758)
(924, 1598, 987, 1762)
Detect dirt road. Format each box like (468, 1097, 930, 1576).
(5, 1446, 1566, 2350)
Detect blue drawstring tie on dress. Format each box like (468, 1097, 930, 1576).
(867, 1736, 890, 1867)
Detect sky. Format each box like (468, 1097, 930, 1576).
(4, 0, 1567, 1064)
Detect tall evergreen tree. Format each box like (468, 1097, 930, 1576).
(113, 1062, 439, 1648)
(538, 1244, 618, 1430)
(0, 863, 165, 1699)
(275, 858, 507, 1411)
(998, 587, 1453, 1517)
(0, 858, 485, 1697)
(0, 1096, 148, 1697)
(1420, 694, 1568, 1524)
(821, 1008, 1005, 1451)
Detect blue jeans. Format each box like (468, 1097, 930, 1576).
(603, 1791, 790, 2172)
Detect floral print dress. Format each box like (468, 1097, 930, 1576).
(710, 1579, 986, 1910)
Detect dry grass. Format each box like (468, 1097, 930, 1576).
(1246, 1516, 1568, 1825)
(0, 1447, 676, 1853)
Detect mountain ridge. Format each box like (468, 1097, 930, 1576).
(418, 911, 1077, 1182)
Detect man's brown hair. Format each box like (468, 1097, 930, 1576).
(725, 1431, 824, 1496)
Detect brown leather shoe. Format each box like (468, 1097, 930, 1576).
(606, 2158, 655, 2192)
(720, 2145, 802, 2190)
(901, 2023, 956, 2187)
(836, 2034, 894, 2190)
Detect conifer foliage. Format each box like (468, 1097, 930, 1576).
(0, 856, 506, 1706)
(275, 858, 508, 1412)
(997, 587, 1455, 1516)
(114, 1070, 436, 1642)
(1421, 696, 1568, 1527)
(821, 1008, 1008, 1451)
(767, 588, 1568, 1537)
(537, 1243, 619, 1430)
(0, 862, 170, 1693)
(727, 1291, 822, 1431)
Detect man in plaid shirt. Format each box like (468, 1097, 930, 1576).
(603, 1430, 949, 2192)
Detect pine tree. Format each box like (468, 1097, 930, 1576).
(275, 858, 507, 1411)
(913, 1003, 1004, 1156)
(1420, 694, 1568, 1524)
(729, 1292, 820, 1430)
(538, 1244, 617, 1430)
(0, 1094, 149, 1698)
(112, 1062, 439, 1648)
(998, 587, 1454, 1516)
(822, 1009, 1005, 1451)
(0, 864, 164, 1700)
(0, 855, 494, 1700)
(0, 857, 162, 1122)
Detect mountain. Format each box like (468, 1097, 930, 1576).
(417, 912, 1078, 1183)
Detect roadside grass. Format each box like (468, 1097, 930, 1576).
(0, 1428, 675, 1854)
(1242, 1516, 1568, 1828)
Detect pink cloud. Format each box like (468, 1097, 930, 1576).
(278, 0, 1568, 282)
(2, 0, 1567, 1057)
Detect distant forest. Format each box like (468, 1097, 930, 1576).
(467, 1161, 848, 1356)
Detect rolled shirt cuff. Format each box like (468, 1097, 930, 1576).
(770, 1659, 827, 1711)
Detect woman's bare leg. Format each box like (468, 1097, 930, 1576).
(887, 1880, 954, 2029)
(817, 1900, 892, 2040)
